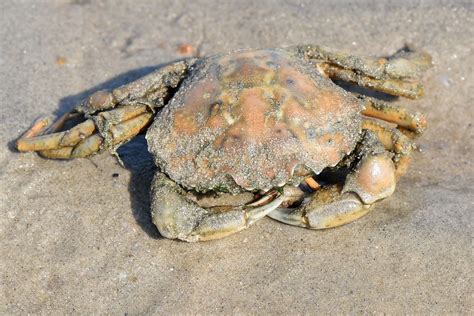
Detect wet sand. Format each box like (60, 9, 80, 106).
(1, 1, 472, 313)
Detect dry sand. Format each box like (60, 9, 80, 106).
(1, 0, 472, 313)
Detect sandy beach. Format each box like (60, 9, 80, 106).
(1, 1, 472, 313)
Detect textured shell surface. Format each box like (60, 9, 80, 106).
(147, 48, 362, 194)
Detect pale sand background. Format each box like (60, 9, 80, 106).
(1, 1, 472, 313)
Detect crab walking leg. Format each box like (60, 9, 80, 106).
(305, 177, 321, 190)
(359, 95, 427, 134)
(319, 64, 425, 99)
(37, 113, 153, 159)
(299, 45, 432, 99)
(362, 119, 415, 178)
(17, 103, 151, 155)
(17, 116, 55, 139)
(109, 112, 153, 145)
(300, 44, 432, 81)
(38, 134, 103, 159)
(74, 61, 196, 114)
(268, 131, 397, 229)
(95, 104, 148, 126)
(150, 173, 285, 242)
(43, 111, 81, 135)
(91, 104, 151, 150)
(17, 119, 97, 152)
(17, 59, 196, 157)
(108, 60, 196, 109)
(76, 59, 196, 115)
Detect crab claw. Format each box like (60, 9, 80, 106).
(150, 173, 285, 242)
(268, 131, 398, 230)
(268, 186, 370, 229)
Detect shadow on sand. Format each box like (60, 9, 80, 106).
(11, 63, 178, 238)
(118, 136, 161, 239)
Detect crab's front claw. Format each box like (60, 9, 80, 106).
(150, 173, 285, 242)
(343, 153, 396, 205)
(268, 157, 396, 229)
(268, 186, 370, 229)
(268, 134, 398, 229)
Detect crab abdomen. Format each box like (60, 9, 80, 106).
(147, 49, 362, 193)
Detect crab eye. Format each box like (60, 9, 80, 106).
(286, 78, 295, 85)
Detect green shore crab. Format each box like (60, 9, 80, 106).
(17, 45, 431, 241)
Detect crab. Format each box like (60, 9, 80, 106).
(16, 45, 432, 242)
